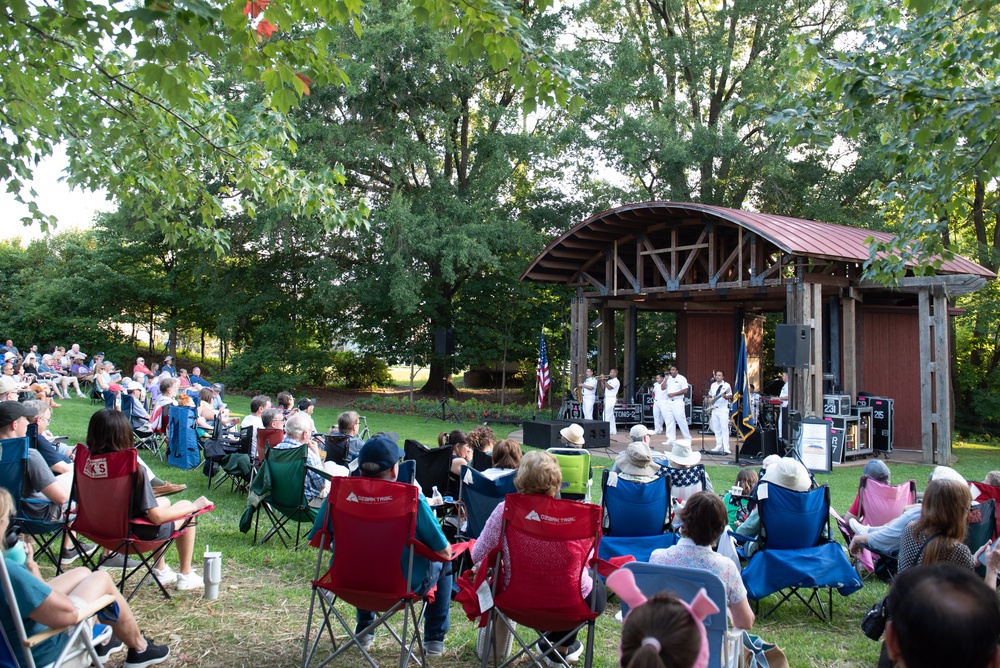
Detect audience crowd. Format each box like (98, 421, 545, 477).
(1, 338, 999, 668)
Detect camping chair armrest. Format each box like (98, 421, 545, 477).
(305, 465, 333, 482)
(23, 594, 116, 647)
(729, 530, 757, 546)
(410, 539, 473, 563)
(131, 504, 215, 528)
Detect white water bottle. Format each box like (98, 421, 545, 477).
(203, 546, 222, 600)
(431, 486, 443, 507)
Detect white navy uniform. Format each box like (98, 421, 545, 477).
(651, 379, 667, 434)
(709, 380, 732, 454)
(778, 381, 789, 438)
(664, 373, 691, 441)
(603, 376, 620, 434)
(582, 376, 598, 420)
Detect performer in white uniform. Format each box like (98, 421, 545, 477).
(664, 365, 692, 441)
(601, 368, 620, 435)
(707, 370, 733, 454)
(579, 368, 598, 420)
(778, 372, 789, 440)
(651, 373, 667, 434)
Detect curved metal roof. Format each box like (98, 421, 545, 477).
(522, 201, 995, 282)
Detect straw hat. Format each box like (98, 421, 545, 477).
(559, 423, 586, 446)
(616, 441, 661, 477)
(664, 439, 701, 466)
(762, 457, 811, 492)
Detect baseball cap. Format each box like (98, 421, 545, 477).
(126, 380, 143, 391)
(357, 436, 404, 475)
(0, 401, 30, 428)
(0, 377, 17, 395)
(297, 398, 316, 411)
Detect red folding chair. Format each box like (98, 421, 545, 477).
(479, 494, 603, 668)
(301, 477, 466, 668)
(255, 428, 284, 470)
(147, 404, 169, 461)
(68, 444, 213, 602)
(970, 482, 1000, 538)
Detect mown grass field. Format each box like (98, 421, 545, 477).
(39, 395, 1000, 667)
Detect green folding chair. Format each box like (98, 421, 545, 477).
(253, 444, 319, 549)
(547, 448, 592, 502)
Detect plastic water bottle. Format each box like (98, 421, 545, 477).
(431, 486, 443, 507)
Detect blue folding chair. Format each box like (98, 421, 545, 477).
(457, 466, 516, 540)
(0, 437, 66, 572)
(622, 562, 732, 668)
(740, 483, 861, 621)
(598, 470, 677, 564)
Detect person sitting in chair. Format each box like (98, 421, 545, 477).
(841, 459, 893, 527)
(612, 426, 662, 484)
(471, 450, 606, 664)
(735, 457, 810, 557)
(0, 487, 172, 668)
(332, 411, 364, 462)
(275, 413, 332, 507)
(353, 437, 453, 657)
(86, 409, 209, 591)
(241, 395, 272, 446)
(481, 439, 522, 480)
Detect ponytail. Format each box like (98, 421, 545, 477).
(624, 641, 668, 668)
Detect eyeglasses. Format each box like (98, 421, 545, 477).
(37, 415, 50, 424)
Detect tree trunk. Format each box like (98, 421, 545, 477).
(149, 309, 155, 355)
(200, 329, 205, 362)
(421, 360, 457, 397)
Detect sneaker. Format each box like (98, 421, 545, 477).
(542, 639, 583, 666)
(100, 553, 143, 570)
(123, 637, 170, 668)
(175, 571, 204, 591)
(76, 392, 86, 398)
(152, 565, 178, 586)
(60, 543, 99, 566)
(849, 518, 870, 536)
(96, 636, 127, 661)
(424, 640, 444, 657)
(357, 634, 374, 652)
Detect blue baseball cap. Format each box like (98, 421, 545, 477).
(357, 436, 404, 475)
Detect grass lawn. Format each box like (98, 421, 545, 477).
(39, 395, 1000, 667)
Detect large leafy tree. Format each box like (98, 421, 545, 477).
(2, 0, 579, 251)
(572, 0, 855, 210)
(296, 0, 579, 394)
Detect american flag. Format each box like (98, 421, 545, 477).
(536, 332, 551, 409)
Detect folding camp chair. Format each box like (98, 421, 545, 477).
(403, 439, 453, 499)
(479, 494, 603, 668)
(146, 404, 169, 462)
(547, 448, 592, 502)
(0, 437, 67, 572)
(69, 444, 213, 602)
(255, 428, 284, 470)
(166, 404, 200, 470)
(323, 433, 352, 467)
(970, 482, 1000, 538)
(622, 562, 738, 668)
(302, 477, 465, 668)
(206, 426, 253, 493)
(0, 555, 115, 668)
(471, 448, 492, 473)
(965, 498, 997, 555)
(836, 476, 917, 577)
(598, 470, 676, 564)
(740, 483, 861, 621)
(121, 394, 160, 459)
(456, 466, 516, 541)
(252, 443, 318, 548)
(666, 464, 710, 505)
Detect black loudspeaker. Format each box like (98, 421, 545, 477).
(738, 428, 777, 459)
(522, 420, 611, 449)
(434, 328, 455, 355)
(774, 324, 810, 368)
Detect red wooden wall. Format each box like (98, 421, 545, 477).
(677, 312, 736, 400)
(857, 308, 921, 451)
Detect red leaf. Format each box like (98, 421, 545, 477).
(296, 73, 314, 95)
(243, 0, 269, 18)
(255, 19, 277, 38)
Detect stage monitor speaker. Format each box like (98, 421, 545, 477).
(434, 328, 455, 355)
(774, 324, 810, 369)
(522, 419, 611, 449)
(738, 428, 777, 459)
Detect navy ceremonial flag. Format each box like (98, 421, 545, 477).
(731, 331, 756, 440)
(536, 332, 551, 409)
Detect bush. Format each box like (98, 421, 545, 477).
(331, 351, 393, 389)
(222, 345, 308, 396)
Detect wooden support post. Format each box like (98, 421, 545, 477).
(810, 282, 824, 417)
(918, 289, 934, 464)
(570, 291, 588, 388)
(842, 295, 857, 400)
(933, 288, 951, 464)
